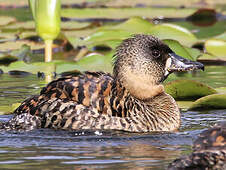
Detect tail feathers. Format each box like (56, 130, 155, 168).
(0, 113, 41, 131)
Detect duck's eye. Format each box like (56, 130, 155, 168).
(152, 49, 161, 58)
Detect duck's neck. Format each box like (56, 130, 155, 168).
(114, 69, 165, 100)
(110, 80, 181, 131)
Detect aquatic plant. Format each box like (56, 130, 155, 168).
(29, 0, 61, 62)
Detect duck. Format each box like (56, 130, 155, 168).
(0, 34, 204, 132)
(168, 121, 226, 170)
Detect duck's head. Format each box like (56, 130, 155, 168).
(113, 34, 204, 100)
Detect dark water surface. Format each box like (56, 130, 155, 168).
(0, 66, 225, 169)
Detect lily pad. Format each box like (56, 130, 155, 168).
(205, 39, 226, 57)
(0, 16, 16, 26)
(185, 47, 201, 60)
(0, 61, 55, 75)
(0, 105, 14, 115)
(165, 80, 217, 100)
(176, 101, 193, 111)
(56, 52, 113, 73)
(197, 53, 216, 60)
(0, 44, 32, 64)
(2, 21, 35, 30)
(61, 21, 91, 30)
(93, 39, 121, 50)
(0, 40, 45, 51)
(214, 32, 226, 41)
(70, 29, 132, 49)
(61, 7, 195, 19)
(215, 87, 226, 94)
(189, 94, 226, 110)
(163, 39, 194, 60)
(67, 17, 153, 49)
(0, 54, 18, 64)
(149, 23, 197, 46)
(102, 17, 154, 34)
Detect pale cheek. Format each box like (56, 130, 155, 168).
(121, 69, 165, 100)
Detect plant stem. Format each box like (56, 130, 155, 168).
(28, 0, 36, 20)
(45, 39, 53, 62)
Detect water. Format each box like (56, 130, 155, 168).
(0, 67, 225, 169)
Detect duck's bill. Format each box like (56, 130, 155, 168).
(166, 53, 204, 73)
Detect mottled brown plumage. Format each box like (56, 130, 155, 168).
(168, 122, 226, 170)
(0, 34, 204, 132)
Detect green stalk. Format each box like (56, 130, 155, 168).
(45, 39, 53, 62)
(28, 0, 36, 20)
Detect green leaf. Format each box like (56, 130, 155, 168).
(71, 29, 132, 49)
(0, 61, 55, 74)
(0, 40, 45, 51)
(215, 87, 226, 94)
(61, 7, 196, 19)
(56, 52, 113, 73)
(214, 32, 226, 41)
(102, 17, 154, 33)
(176, 101, 194, 111)
(197, 53, 216, 60)
(0, 16, 16, 26)
(163, 39, 194, 60)
(165, 80, 217, 100)
(189, 94, 226, 110)
(149, 23, 197, 46)
(184, 46, 201, 60)
(0, 54, 17, 64)
(2, 21, 35, 30)
(61, 21, 91, 30)
(205, 39, 226, 57)
(0, 44, 32, 64)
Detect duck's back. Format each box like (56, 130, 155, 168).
(14, 72, 114, 117)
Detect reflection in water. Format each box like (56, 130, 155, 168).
(0, 67, 225, 169)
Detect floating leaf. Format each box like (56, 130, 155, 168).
(174, 20, 226, 39)
(56, 52, 113, 73)
(0, 44, 32, 64)
(149, 23, 197, 46)
(102, 17, 154, 33)
(185, 47, 201, 60)
(93, 39, 121, 50)
(10, 44, 32, 60)
(165, 80, 217, 100)
(163, 39, 193, 60)
(0, 40, 45, 51)
(214, 32, 226, 41)
(187, 9, 217, 27)
(0, 16, 16, 26)
(2, 21, 35, 30)
(61, 8, 196, 19)
(0, 105, 13, 115)
(205, 39, 226, 57)
(62, 21, 94, 30)
(197, 53, 216, 60)
(189, 94, 226, 110)
(215, 87, 226, 94)
(71, 29, 132, 49)
(177, 101, 193, 110)
(0, 61, 55, 75)
(0, 54, 17, 64)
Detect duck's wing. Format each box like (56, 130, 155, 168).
(40, 71, 113, 107)
(13, 71, 113, 116)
